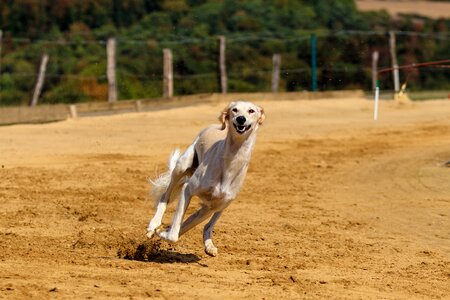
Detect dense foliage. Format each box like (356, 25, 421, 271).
(0, 0, 449, 105)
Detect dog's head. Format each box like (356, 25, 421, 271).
(219, 101, 265, 135)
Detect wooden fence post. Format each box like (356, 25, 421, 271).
(372, 50, 379, 91)
(0, 29, 3, 79)
(389, 31, 400, 93)
(163, 48, 173, 98)
(217, 36, 227, 94)
(311, 33, 317, 92)
(0, 29, 2, 103)
(29, 53, 49, 107)
(107, 37, 118, 102)
(271, 54, 281, 93)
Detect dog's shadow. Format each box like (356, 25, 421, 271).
(117, 239, 202, 264)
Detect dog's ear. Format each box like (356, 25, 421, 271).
(219, 102, 234, 130)
(258, 106, 265, 125)
(218, 108, 228, 130)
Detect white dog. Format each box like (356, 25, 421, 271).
(146, 101, 265, 256)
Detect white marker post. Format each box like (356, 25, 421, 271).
(374, 80, 380, 121)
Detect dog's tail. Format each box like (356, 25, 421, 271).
(149, 149, 181, 208)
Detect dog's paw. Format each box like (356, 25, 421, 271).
(156, 229, 178, 243)
(205, 244, 218, 257)
(146, 230, 155, 239)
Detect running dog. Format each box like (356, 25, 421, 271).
(146, 101, 265, 256)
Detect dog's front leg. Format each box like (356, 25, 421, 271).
(203, 210, 223, 257)
(157, 183, 192, 243)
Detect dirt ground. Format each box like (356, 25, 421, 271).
(356, 0, 450, 19)
(0, 97, 449, 299)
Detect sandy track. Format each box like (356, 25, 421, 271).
(356, 0, 450, 18)
(0, 98, 449, 298)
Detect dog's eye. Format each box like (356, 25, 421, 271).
(248, 109, 255, 114)
(232, 108, 238, 113)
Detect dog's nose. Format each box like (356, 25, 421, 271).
(236, 116, 246, 125)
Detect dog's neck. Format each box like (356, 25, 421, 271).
(221, 129, 257, 189)
(207, 124, 256, 201)
(224, 130, 257, 160)
(211, 126, 258, 201)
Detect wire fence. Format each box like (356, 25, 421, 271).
(0, 30, 449, 105)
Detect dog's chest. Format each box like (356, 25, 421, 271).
(194, 134, 255, 208)
(195, 160, 249, 208)
(203, 180, 245, 211)
(211, 162, 249, 199)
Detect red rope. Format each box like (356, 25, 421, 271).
(378, 59, 450, 74)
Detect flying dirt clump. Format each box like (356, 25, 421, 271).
(117, 238, 201, 264)
(117, 239, 162, 262)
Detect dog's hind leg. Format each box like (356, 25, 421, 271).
(203, 211, 223, 257)
(147, 141, 197, 239)
(157, 182, 193, 242)
(147, 200, 168, 239)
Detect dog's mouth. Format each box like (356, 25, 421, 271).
(233, 123, 252, 134)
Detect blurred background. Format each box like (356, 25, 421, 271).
(0, 0, 449, 106)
